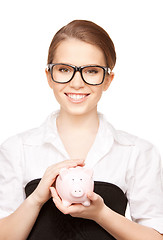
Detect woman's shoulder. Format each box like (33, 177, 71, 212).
(0, 126, 43, 151)
(116, 129, 154, 152)
(100, 113, 156, 153)
(0, 111, 58, 150)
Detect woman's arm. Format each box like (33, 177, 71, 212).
(51, 189, 163, 240)
(97, 202, 163, 240)
(0, 195, 42, 240)
(0, 159, 84, 240)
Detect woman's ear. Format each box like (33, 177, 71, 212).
(103, 72, 114, 91)
(45, 68, 53, 89)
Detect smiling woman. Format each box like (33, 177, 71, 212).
(0, 20, 163, 240)
(45, 38, 113, 118)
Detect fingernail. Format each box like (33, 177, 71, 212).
(50, 187, 54, 194)
(87, 192, 93, 198)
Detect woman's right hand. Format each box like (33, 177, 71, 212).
(29, 159, 85, 207)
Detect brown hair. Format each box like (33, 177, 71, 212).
(47, 20, 116, 70)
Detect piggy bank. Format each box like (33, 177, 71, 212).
(56, 166, 94, 207)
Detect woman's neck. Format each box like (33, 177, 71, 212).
(56, 109, 99, 134)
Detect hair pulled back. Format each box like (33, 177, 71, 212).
(47, 20, 116, 70)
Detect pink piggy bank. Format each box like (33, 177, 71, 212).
(56, 166, 94, 207)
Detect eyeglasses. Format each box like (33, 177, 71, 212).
(47, 63, 111, 86)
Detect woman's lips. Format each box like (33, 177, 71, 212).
(65, 93, 90, 103)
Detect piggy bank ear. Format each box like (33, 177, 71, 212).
(59, 168, 69, 180)
(84, 168, 93, 177)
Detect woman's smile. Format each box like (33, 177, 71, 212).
(64, 93, 90, 103)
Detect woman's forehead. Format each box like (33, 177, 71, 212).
(53, 38, 106, 66)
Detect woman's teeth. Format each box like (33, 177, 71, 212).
(67, 94, 88, 100)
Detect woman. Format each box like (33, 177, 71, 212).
(0, 20, 163, 240)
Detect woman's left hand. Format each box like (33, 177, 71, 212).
(50, 187, 105, 221)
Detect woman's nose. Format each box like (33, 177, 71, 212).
(69, 71, 85, 89)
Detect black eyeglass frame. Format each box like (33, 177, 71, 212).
(47, 63, 111, 86)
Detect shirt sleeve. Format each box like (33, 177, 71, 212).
(0, 135, 25, 218)
(126, 140, 163, 234)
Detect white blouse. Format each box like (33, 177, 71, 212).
(0, 111, 163, 233)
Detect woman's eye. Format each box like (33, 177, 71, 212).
(59, 68, 70, 73)
(85, 69, 98, 74)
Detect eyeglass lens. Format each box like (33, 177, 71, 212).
(52, 64, 105, 85)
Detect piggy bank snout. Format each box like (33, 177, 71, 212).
(71, 186, 84, 197)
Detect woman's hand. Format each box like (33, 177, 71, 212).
(29, 159, 85, 207)
(50, 187, 105, 222)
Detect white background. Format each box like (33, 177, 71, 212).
(0, 0, 162, 161)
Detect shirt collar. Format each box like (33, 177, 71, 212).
(23, 111, 135, 149)
(97, 113, 135, 146)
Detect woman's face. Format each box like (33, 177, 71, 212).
(46, 38, 113, 117)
